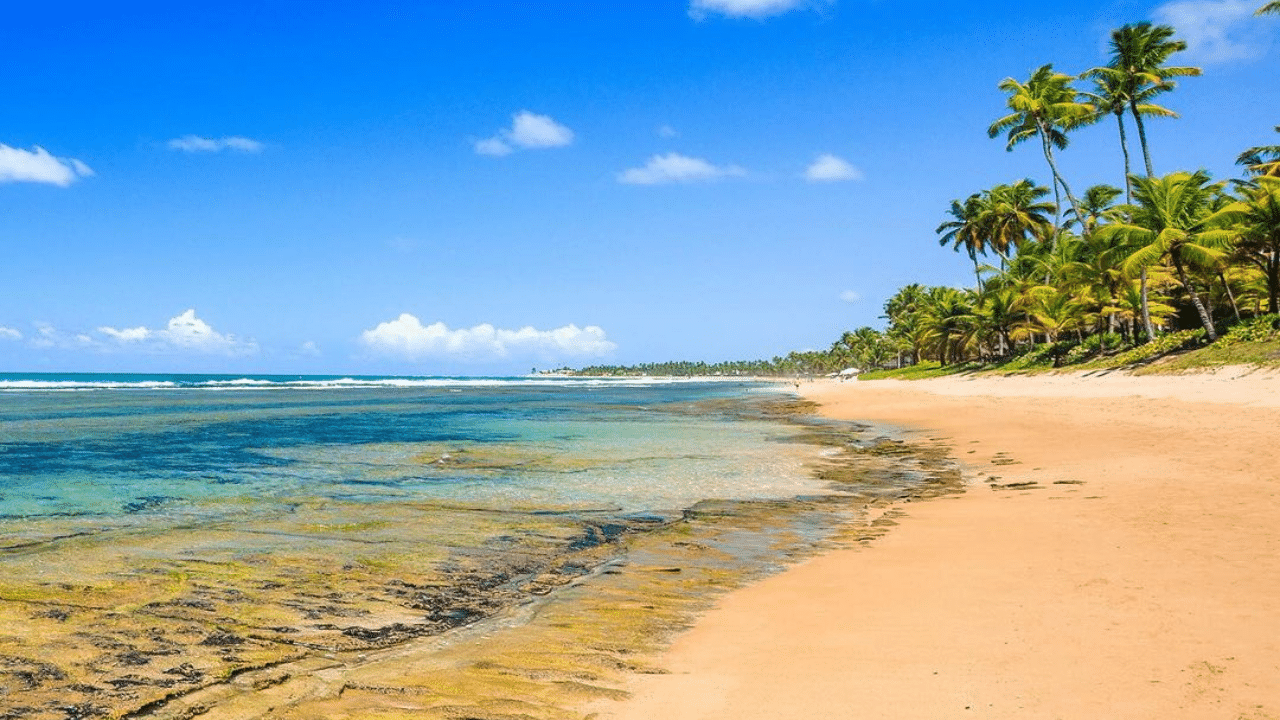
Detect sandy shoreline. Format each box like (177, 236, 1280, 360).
(597, 370, 1280, 719)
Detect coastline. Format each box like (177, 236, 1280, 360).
(597, 369, 1280, 719)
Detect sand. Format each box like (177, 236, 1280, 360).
(596, 369, 1280, 719)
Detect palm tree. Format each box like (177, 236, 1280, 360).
(985, 180, 1057, 255)
(1259, 2, 1280, 14)
(938, 181, 1055, 284)
(847, 326, 891, 369)
(1105, 281, 1176, 342)
(982, 246, 1057, 345)
(1016, 288, 1095, 345)
(1100, 171, 1242, 340)
(1105, 23, 1201, 177)
(989, 65, 1093, 240)
(1079, 68, 1178, 199)
(973, 286, 1021, 357)
(937, 194, 991, 286)
(883, 284, 929, 365)
(1064, 184, 1123, 235)
(918, 287, 979, 365)
(1228, 177, 1280, 313)
(1237, 126, 1280, 178)
(1059, 224, 1128, 337)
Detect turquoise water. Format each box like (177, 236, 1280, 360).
(0, 374, 888, 718)
(0, 374, 825, 531)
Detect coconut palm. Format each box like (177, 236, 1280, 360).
(1100, 171, 1242, 340)
(1015, 288, 1096, 344)
(1105, 23, 1201, 177)
(1058, 227, 1128, 337)
(980, 242, 1060, 344)
(1079, 68, 1179, 199)
(1228, 176, 1280, 313)
(985, 180, 1057, 254)
(989, 65, 1093, 240)
(973, 286, 1022, 358)
(1064, 184, 1123, 235)
(937, 194, 992, 286)
(1237, 126, 1280, 178)
(847, 326, 892, 369)
(1259, 2, 1280, 14)
(883, 284, 929, 365)
(1105, 281, 1177, 342)
(938, 180, 1056, 284)
(918, 287, 980, 365)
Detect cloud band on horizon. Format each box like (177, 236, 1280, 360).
(360, 314, 616, 361)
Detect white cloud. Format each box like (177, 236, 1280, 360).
(0, 327, 21, 341)
(167, 135, 265, 153)
(509, 111, 575, 148)
(299, 340, 321, 357)
(657, 124, 680, 138)
(29, 322, 95, 350)
(474, 137, 513, 156)
(1152, 0, 1271, 63)
(475, 111, 574, 157)
(99, 326, 151, 342)
(617, 152, 746, 185)
(805, 153, 864, 182)
(690, 0, 825, 20)
(97, 309, 258, 356)
(0, 144, 95, 187)
(839, 290, 861, 303)
(360, 314, 616, 361)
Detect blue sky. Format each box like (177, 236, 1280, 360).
(1, 0, 1277, 375)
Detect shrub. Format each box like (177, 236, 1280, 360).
(1002, 341, 1075, 370)
(1108, 329, 1207, 366)
(1060, 332, 1129, 366)
(1062, 343, 1093, 365)
(1218, 314, 1280, 345)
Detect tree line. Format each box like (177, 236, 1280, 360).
(566, 9, 1280, 378)
(862, 12, 1280, 372)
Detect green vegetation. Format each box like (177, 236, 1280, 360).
(565, 16, 1280, 381)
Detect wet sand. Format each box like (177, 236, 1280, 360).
(599, 370, 1280, 719)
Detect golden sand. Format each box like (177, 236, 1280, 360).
(599, 370, 1280, 719)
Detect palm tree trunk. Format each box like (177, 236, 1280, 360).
(1106, 288, 1119, 347)
(1115, 110, 1133, 201)
(1172, 257, 1217, 341)
(1269, 254, 1280, 315)
(1140, 268, 1156, 341)
(1130, 101, 1155, 177)
(1039, 127, 1086, 244)
(1219, 271, 1241, 322)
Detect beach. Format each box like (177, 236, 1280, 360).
(599, 370, 1280, 719)
(5, 371, 1279, 718)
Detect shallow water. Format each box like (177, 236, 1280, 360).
(0, 375, 965, 719)
(0, 376, 821, 526)
(1, 375, 887, 718)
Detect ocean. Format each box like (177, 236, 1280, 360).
(0, 373, 942, 719)
(0, 374, 823, 524)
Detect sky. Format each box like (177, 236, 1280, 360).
(1, 0, 1277, 375)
